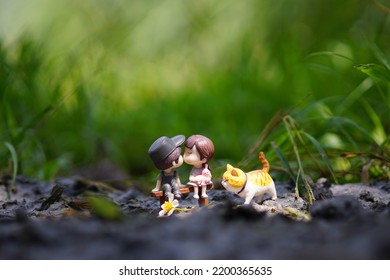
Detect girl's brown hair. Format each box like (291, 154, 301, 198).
(185, 135, 214, 162)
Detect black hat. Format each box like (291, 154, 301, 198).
(148, 135, 185, 163)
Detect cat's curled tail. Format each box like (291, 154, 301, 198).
(259, 152, 270, 172)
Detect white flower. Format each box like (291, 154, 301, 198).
(159, 193, 179, 217)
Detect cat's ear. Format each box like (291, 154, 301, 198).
(226, 164, 233, 171)
(231, 168, 239, 177)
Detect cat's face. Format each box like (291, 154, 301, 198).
(222, 164, 246, 189)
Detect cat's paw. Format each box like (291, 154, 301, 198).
(193, 194, 200, 199)
(201, 194, 208, 198)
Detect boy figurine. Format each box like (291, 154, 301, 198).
(148, 135, 185, 201)
(183, 135, 214, 199)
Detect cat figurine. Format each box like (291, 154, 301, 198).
(221, 152, 277, 204)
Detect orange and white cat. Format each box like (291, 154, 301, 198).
(221, 152, 277, 204)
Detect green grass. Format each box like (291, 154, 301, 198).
(3, 142, 17, 199)
(0, 0, 390, 196)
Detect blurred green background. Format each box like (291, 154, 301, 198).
(1, 0, 389, 189)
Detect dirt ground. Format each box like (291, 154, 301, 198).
(0, 176, 389, 259)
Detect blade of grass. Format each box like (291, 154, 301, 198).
(271, 141, 296, 181)
(13, 105, 54, 144)
(335, 77, 373, 115)
(360, 99, 387, 145)
(354, 64, 390, 83)
(306, 51, 354, 62)
(4, 142, 18, 200)
(241, 110, 285, 165)
(287, 116, 328, 176)
(371, 0, 390, 14)
(331, 116, 377, 143)
(369, 41, 390, 70)
(301, 131, 338, 183)
(242, 96, 312, 165)
(283, 116, 315, 204)
(340, 152, 390, 163)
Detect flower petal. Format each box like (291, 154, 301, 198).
(159, 209, 167, 216)
(167, 208, 175, 216)
(172, 200, 179, 207)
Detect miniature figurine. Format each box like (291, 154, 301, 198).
(183, 135, 214, 199)
(148, 135, 185, 201)
(221, 152, 277, 204)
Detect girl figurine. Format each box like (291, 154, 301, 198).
(183, 135, 214, 199)
(148, 135, 185, 201)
